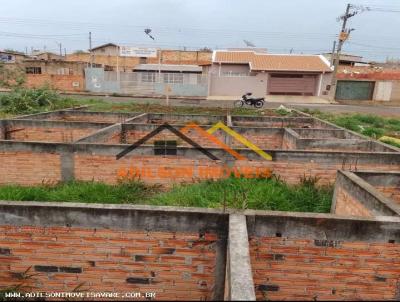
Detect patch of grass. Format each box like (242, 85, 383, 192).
(0, 177, 333, 213)
(0, 87, 81, 115)
(149, 175, 332, 213)
(302, 109, 400, 146)
(74, 99, 262, 116)
(0, 181, 152, 204)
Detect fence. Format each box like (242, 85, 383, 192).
(85, 68, 208, 97)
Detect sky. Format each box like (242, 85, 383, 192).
(1, 0, 400, 61)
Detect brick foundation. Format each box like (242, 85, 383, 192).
(250, 236, 400, 301)
(0, 225, 218, 300)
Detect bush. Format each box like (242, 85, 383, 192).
(0, 87, 77, 114)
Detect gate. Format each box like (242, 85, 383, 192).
(336, 80, 375, 100)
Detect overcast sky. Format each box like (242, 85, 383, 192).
(1, 0, 399, 61)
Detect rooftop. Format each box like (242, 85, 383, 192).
(213, 50, 332, 72)
(134, 64, 203, 72)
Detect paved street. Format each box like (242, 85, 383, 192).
(65, 94, 400, 117)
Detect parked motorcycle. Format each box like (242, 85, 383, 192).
(234, 92, 265, 109)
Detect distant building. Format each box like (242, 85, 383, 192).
(91, 43, 119, 56)
(66, 43, 212, 70)
(322, 53, 367, 67)
(336, 65, 400, 101)
(0, 50, 27, 64)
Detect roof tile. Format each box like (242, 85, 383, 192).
(214, 51, 331, 72)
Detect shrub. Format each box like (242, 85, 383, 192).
(0, 87, 77, 114)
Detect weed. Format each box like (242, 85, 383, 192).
(0, 176, 333, 213)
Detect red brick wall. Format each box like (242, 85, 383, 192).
(376, 186, 400, 205)
(282, 135, 296, 150)
(333, 186, 373, 217)
(25, 74, 84, 92)
(47, 115, 130, 124)
(124, 129, 227, 148)
(250, 236, 400, 301)
(0, 225, 218, 300)
(234, 121, 315, 128)
(74, 154, 399, 186)
(9, 127, 98, 143)
(0, 152, 61, 185)
(229, 133, 282, 149)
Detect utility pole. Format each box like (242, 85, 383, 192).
(329, 3, 357, 100)
(89, 32, 93, 67)
(330, 41, 336, 66)
(89, 32, 93, 68)
(59, 43, 62, 56)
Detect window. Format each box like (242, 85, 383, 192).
(154, 140, 177, 156)
(163, 73, 183, 84)
(104, 65, 114, 71)
(141, 72, 156, 82)
(57, 68, 71, 75)
(0, 54, 15, 63)
(139, 57, 147, 64)
(25, 67, 42, 74)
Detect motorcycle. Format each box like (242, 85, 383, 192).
(234, 92, 265, 109)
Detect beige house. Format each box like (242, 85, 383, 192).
(206, 50, 333, 98)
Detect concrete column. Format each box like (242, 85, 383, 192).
(225, 214, 256, 301)
(60, 146, 75, 182)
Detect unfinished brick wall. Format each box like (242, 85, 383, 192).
(25, 74, 84, 92)
(333, 186, 373, 217)
(229, 132, 283, 150)
(8, 127, 98, 143)
(0, 225, 218, 300)
(250, 236, 400, 301)
(0, 152, 61, 185)
(73, 152, 399, 186)
(46, 114, 131, 124)
(123, 128, 228, 149)
(376, 187, 400, 205)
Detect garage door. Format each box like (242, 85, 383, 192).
(336, 80, 375, 100)
(268, 74, 317, 96)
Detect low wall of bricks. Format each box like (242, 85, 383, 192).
(0, 203, 228, 301)
(331, 171, 400, 217)
(1, 110, 400, 186)
(248, 211, 400, 301)
(0, 140, 399, 186)
(355, 171, 400, 205)
(1, 202, 400, 301)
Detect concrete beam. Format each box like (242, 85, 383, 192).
(226, 214, 256, 301)
(125, 113, 148, 123)
(74, 123, 122, 144)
